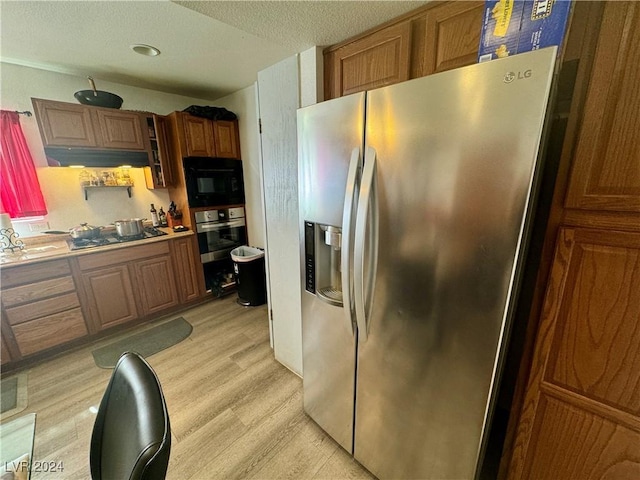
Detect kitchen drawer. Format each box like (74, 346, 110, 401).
(1, 259, 71, 287)
(12, 307, 87, 356)
(5, 292, 80, 326)
(1, 276, 76, 308)
(78, 241, 170, 270)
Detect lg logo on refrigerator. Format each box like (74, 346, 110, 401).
(504, 70, 532, 83)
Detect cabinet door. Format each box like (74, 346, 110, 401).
(32, 98, 98, 147)
(507, 228, 640, 479)
(170, 237, 205, 303)
(11, 308, 87, 357)
(1, 331, 12, 365)
(422, 1, 483, 75)
(155, 115, 174, 184)
(325, 20, 412, 98)
(183, 115, 215, 157)
(145, 114, 174, 189)
(94, 109, 146, 150)
(213, 120, 241, 159)
(565, 2, 640, 212)
(134, 255, 179, 315)
(81, 265, 139, 331)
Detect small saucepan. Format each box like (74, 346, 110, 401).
(69, 223, 103, 240)
(114, 218, 146, 237)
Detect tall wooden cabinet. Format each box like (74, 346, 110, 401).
(323, 1, 483, 99)
(563, 1, 640, 214)
(508, 228, 640, 479)
(505, 2, 640, 478)
(168, 111, 241, 159)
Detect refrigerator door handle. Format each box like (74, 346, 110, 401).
(341, 147, 361, 335)
(354, 146, 379, 343)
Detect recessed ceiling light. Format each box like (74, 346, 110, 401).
(131, 44, 161, 57)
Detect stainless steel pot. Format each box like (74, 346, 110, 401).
(69, 223, 102, 240)
(114, 218, 146, 237)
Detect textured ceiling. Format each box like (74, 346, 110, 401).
(1, 0, 428, 101)
(176, 1, 429, 49)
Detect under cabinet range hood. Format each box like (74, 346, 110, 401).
(45, 147, 150, 168)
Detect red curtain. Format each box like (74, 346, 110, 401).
(0, 110, 48, 217)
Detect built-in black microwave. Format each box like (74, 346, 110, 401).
(183, 157, 245, 207)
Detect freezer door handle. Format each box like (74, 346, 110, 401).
(354, 146, 379, 342)
(341, 147, 361, 335)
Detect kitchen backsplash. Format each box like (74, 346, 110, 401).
(12, 167, 171, 238)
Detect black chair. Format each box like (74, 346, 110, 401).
(90, 352, 171, 480)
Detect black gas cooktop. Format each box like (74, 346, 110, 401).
(67, 227, 167, 251)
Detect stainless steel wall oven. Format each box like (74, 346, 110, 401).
(195, 207, 247, 291)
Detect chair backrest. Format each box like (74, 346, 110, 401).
(90, 352, 171, 480)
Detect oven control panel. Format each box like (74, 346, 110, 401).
(226, 207, 245, 219)
(195, 207, 245, 224)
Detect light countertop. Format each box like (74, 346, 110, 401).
(0, 227, 194, 268)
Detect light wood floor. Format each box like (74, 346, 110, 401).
(8, 296, 375, 480)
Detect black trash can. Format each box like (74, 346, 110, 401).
(231, 246, 267, 306)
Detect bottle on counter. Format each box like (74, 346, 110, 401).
(150, 203, 159, 227)
(158, 207, 167, 227)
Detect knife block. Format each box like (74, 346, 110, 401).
(167, 212, 183, 228)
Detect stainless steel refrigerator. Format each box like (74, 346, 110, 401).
(297, 47, 557, 480)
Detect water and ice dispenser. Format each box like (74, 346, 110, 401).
(304, 221, 343, 307)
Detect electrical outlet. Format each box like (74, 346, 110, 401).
(28, 221, 50, 232)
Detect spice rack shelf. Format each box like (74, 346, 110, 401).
(83, 185, 133, 201)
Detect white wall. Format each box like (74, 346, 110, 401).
(0, 63, 217, 237)
(299, 46, 324, 108)
(256, 46, 323, 375)
(212, 85, 264, 248)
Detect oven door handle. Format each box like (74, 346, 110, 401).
(196, 219, 245, 233)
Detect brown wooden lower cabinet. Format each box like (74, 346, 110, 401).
(507, 228, 640, 479)
(170, 236, 205, 303)
(133, 255, 179, 315)
(0, 235, 206, 366)
(1, 258, 87, 358)
(11, 308, 87, 357)
(78, 241, 181, 330)
(80, 264, 139, 331)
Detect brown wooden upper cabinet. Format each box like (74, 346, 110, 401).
(168, 112, 241, 159)
(324, 1, 483, 100)
(32, 98, 146, 150)
(564, 1, 640, 213)
(213, 120, 241, 159)
(94, 109, 146, 150)
(182, 114, 216, 157)
(144, 114, 174, 189)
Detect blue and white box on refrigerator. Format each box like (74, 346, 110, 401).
(478, 0, 572, 62)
